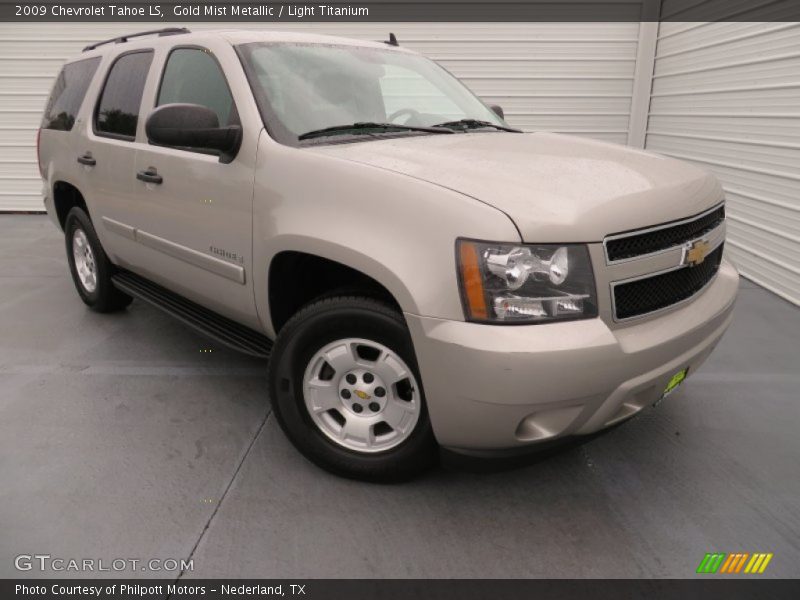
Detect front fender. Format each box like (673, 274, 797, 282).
(252, 132, 520, 337)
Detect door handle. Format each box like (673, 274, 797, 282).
(77, 154, 96, 166)
(136, 168, 163, 185)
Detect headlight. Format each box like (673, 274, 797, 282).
(457, 239, 598, 323)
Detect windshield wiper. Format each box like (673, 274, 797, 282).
(298, 122, 454, 141)
(431, 119, 522, 133)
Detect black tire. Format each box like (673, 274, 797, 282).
(64, 207, 132, 312)
(267, 296, 438, 482)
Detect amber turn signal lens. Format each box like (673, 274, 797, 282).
(458, 241, 488, 320)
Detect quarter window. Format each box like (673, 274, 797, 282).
(95, 51, 153, 139)
(157, 48, 236, 126)
(42, 57, 100, 131)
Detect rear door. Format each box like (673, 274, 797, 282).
(131, 42, 258, 328)
(80, 49, 154, 263)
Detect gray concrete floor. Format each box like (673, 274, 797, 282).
(1, 214, 799, 579)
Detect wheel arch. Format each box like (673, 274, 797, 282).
(267, 247, 414, 334)
(52, 180, 89, 230)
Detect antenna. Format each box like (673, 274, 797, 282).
(385, 32, 399, 47)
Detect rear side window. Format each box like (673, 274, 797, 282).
(41, 57, 100, 131)
(157, 48, 236, 126)
(95, 51, 153, 139)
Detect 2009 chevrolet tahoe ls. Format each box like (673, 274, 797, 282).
(37, 28, 738, 480)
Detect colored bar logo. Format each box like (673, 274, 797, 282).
(696, 552, 773, 574)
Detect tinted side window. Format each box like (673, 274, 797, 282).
(157, 48, 236, 126)
(95, 51, 153, 139)
(42, 57, 100, 131)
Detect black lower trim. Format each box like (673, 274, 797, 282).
(111, 270, 273, 359)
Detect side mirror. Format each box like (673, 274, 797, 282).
(145, 103, 241, 160)
(490, 104, 505, 120)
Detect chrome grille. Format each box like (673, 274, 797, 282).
(604, 202, 727, 321)
(605, 204, 725, 263)
(612, 245, 724, 320)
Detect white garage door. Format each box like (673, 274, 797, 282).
(644, 22, 800, 305)
(0, 22, 640, 211)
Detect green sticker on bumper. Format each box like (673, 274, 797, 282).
(662, 368, 688, 398)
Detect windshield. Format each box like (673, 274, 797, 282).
(237, 42, 509, 144)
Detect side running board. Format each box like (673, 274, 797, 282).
(111, 270, 273, 359)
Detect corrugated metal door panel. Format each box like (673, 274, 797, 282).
(0, 112, 42, 129)
(655, 23, 800, 70)
(660, 0, 799, 23)
(729, 249, 800, 304)
(646, 135, 800, 173)
(727, 220, 800, 268)
(645, 20, 800, 305)
(657, 22, 791, 53)
(650, 86, 800, 113)
(648, 116, 800, 143)
(0, 162, 38, 178)
(0, 21, 641, 211)
(652, 55, 800, 95)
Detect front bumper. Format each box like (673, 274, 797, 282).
(406, 259, 739, 452)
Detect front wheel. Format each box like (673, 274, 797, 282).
(267, 296, 437, 482)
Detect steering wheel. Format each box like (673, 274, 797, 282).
(388, 108, 422, 124)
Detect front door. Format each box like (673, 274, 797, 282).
(130, 44, 258, 328)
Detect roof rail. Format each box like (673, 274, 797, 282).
(83, 27, 190, 52)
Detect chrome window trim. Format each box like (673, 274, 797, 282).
(609, 235, 725, 323)
(603, 201, 726, 265)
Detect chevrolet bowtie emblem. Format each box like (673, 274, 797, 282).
(354, 390, 371, 400)
(685, 239, 711, 267)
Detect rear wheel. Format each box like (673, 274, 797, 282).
(267, 296, 437, 481)
(64, 207, 132, 312)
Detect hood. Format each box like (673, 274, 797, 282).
(307, 132, 722, 243)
